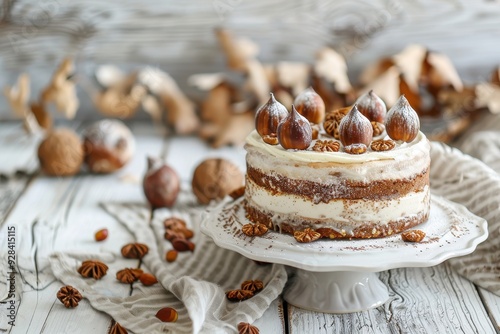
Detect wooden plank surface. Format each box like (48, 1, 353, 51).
(0, 122, 284, 333)
(479, 288, 500, 333)
(288, 263, 496, 334)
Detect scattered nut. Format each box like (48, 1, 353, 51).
(37, 128, 83, 176)
(139, 273, 158, 286)
(166, 250, 178, 262)
(77, 260, 108, 280)
(226, 289, 254, 302)
(371, 122, 385, 137)
(94, 228, 108, 242)
(294, 228, 321, 243)
(121, 243, 149, 259)
(241, 280, 264, 293)
(192, 158, 244, 204)
(262, 135, 279, 145)
(116, 268, 143, 284)
(401, 230, 426, 242)
(57, 285, 82, 308)
(238, 322, 260, 334)
(164, 230, 185, 242)
(242, 223, 268, 237)
(172, 239, 195, 252)
(155, 307, 178, 322)
(163, 217, 187, 231)
(370, 139, 396, 152)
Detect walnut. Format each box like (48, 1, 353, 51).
(109, 321, 128, 334)
(241, 280, 264, 293)
(192, 158, 244, 204)
(57, 285, 82, 308)
(77, 260, 108, 279)
(242, 223, 268, 237)
(294, 228, 321, 243)
(226, 289, 254, 301)
(371, 122, 385, 137)
(370, 139, 396, 152)
(238, 322, 260, 334)
(37, 128, 83, 176)
(116, 268, 144, 284)
(163, 217, 187, 231)
(121, 243, 149, 259)
(323, 107, 349, 139)
(311, 140, 340, 152)
(344, 143, 367, 155)
(401, 230, 426, 242)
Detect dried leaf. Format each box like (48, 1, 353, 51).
(138, 67, 199, 134)
(491, 67, 500, 85)
(392, 44, 427, 93)
(359, 58, 395, 86)
(211, 110, 254, 148)
(245, 59, 270, 105)
(275, 62, 311, 96)
(3, 73, 42, 134)
(141, 95, 163, 122)
(314, 47, 352, 94)
(476, 83, 500, 114)
(41, 58, 79, 119)
(359, 66, 400, 107)
(95, 65, 127, 88)
(187, 73, 226, 91)
(216, 28, 259, 72)
(426, 52, 463, 92)
(399, 75, 421, 113)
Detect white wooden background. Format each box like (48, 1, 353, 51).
(0, 120, 499, 333)
(1, 0, 500, 119)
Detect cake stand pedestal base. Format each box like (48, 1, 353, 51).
(284, 270, 389, 313)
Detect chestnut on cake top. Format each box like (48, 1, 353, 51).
(254, 89, 421, 154)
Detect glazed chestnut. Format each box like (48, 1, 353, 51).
(294, 87, 326, 124)
(277, 105, 312, 150)
(355, 90, 387, 123)
(255, 93, 288, 145)
(143, 157, 180, 208)
(338, 105, 373, 147)
(386, 95, 420, 142)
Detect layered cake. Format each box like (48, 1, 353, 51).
(244, 90, 430, 240)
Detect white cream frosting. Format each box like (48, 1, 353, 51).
(245, 130, 429, 164)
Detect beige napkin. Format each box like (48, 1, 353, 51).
(49, 194, 287, 334)
(431, 142, 500, 295)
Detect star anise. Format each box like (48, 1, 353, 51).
(371, 121, 385, 137)
(121, 243, 149, 259)
(294, 228, 321, 243)
(323, 107, 349, 139)
(77, 260, 109, 279)
(242, 223, 268, 237)
(57, 285, 82, 308)
(238, 322, 260, 334)
(241, 280, 264, 293)
(116, 268, 144, 284)
(109, 321, 128, 334)
(311, 140, 340, 152)
(370, 139, 396, 152)
(226, 289, 254, 301)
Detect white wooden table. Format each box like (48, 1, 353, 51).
(0, 121, 499, 334)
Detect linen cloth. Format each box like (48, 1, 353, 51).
(48, 140, 500, 333)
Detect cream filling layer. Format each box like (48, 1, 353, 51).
(246, 178, 430, 224)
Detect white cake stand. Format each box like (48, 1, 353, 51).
(201, 195, 488, 313)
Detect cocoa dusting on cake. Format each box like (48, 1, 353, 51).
(247, 166, 429, 203)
